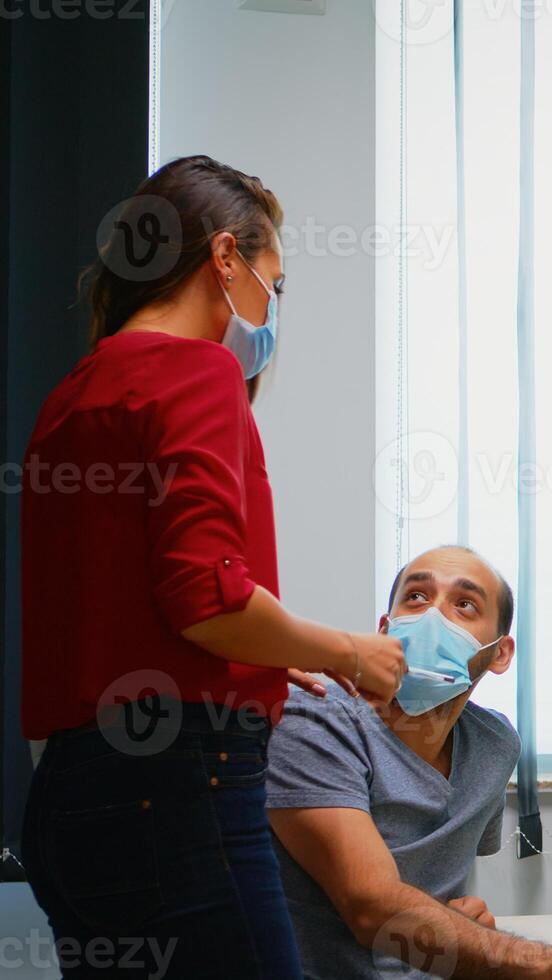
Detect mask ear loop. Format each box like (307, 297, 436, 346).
(223, 290, 238, 317)
(477, 634, 505, 653)
(216, 274, 239, 317)
(236, 249, 275, 300)
(249, 267, 274, 299)
(467, 635, 505, 685)
(218, 250, 275, 322)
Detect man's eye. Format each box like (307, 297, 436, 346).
(458, 599, 477, 613)
(407, 592, 426, 602)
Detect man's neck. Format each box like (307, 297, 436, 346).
(369, 693, 471, 778)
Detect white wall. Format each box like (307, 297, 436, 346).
(160, 0, 377, 632)
(467, 796, 552, 916)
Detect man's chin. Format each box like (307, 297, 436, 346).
(357, 693, 402, 717)
(358, 695, 452, 725)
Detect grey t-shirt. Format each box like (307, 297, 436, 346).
(265, 683, 521, 980)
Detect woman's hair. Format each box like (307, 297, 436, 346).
(78, 154, 284, 403)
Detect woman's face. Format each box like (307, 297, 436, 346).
(227, 233, 286, 328)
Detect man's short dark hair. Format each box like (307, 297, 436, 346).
(387, 545, 514, 637)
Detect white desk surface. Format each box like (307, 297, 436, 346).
(496, 915, 552, 943)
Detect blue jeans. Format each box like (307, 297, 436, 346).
(21, 699, 304, 979)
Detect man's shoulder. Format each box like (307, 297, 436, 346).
(463, 700, 522, 761)
(269, 683, 377, 760)
(266, 683, 373, 812)
(277, 682, 359, 726)
(280, 682, 377, 728)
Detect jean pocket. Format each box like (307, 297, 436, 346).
(47, 797, 164, 932)
(203, 748, 268, 789)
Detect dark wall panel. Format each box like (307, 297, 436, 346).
(1, 0, 149, 881)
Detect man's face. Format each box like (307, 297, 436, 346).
(381, 548, 515, 681)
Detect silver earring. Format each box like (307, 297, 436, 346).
(226, 275, 234, 282)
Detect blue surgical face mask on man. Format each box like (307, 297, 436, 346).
(218, 250, 278, 380)
(387, 605, 502, 716)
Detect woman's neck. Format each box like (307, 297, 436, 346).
(118, 276, 225, 343)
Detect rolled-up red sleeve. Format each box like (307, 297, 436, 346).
(140, 342, 257, 635)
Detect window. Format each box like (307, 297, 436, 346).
(374, 0, 552, 777)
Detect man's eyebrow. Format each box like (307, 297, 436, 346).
(450, 577, 488, 602)
(400, 571, 436, 591)
(399, 571, 488, 603)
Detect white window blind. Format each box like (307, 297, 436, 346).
(374, 1, 552, 774)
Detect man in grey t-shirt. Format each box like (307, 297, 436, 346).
(265, 546, 546, 979)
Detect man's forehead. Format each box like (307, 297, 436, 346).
(398, 549, 499, 598)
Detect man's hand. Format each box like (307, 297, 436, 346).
(448, 896, 496, 930)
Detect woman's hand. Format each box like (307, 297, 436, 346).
(287, 668, 357, 698)
(346, 632, 406, 704)
(447, 895, 496, 930)
(290, 634, 406, 705)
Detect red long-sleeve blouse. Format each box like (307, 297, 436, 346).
(20, 330, 288, 740)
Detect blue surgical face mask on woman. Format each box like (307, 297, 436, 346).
(218, 250, 279, 380)
(387, 605, 502, 716)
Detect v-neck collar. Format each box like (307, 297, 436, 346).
(365, 704, 460, 790)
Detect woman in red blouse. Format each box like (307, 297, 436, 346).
(20, 155, 405, 979)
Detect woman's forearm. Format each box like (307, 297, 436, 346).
(180, 584, 357, 678)
(180, 585, 406, 704)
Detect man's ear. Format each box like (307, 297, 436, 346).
(468, 636, 515, 682)
(379, 614, 390, 634)
(484, 636, 515, 676)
